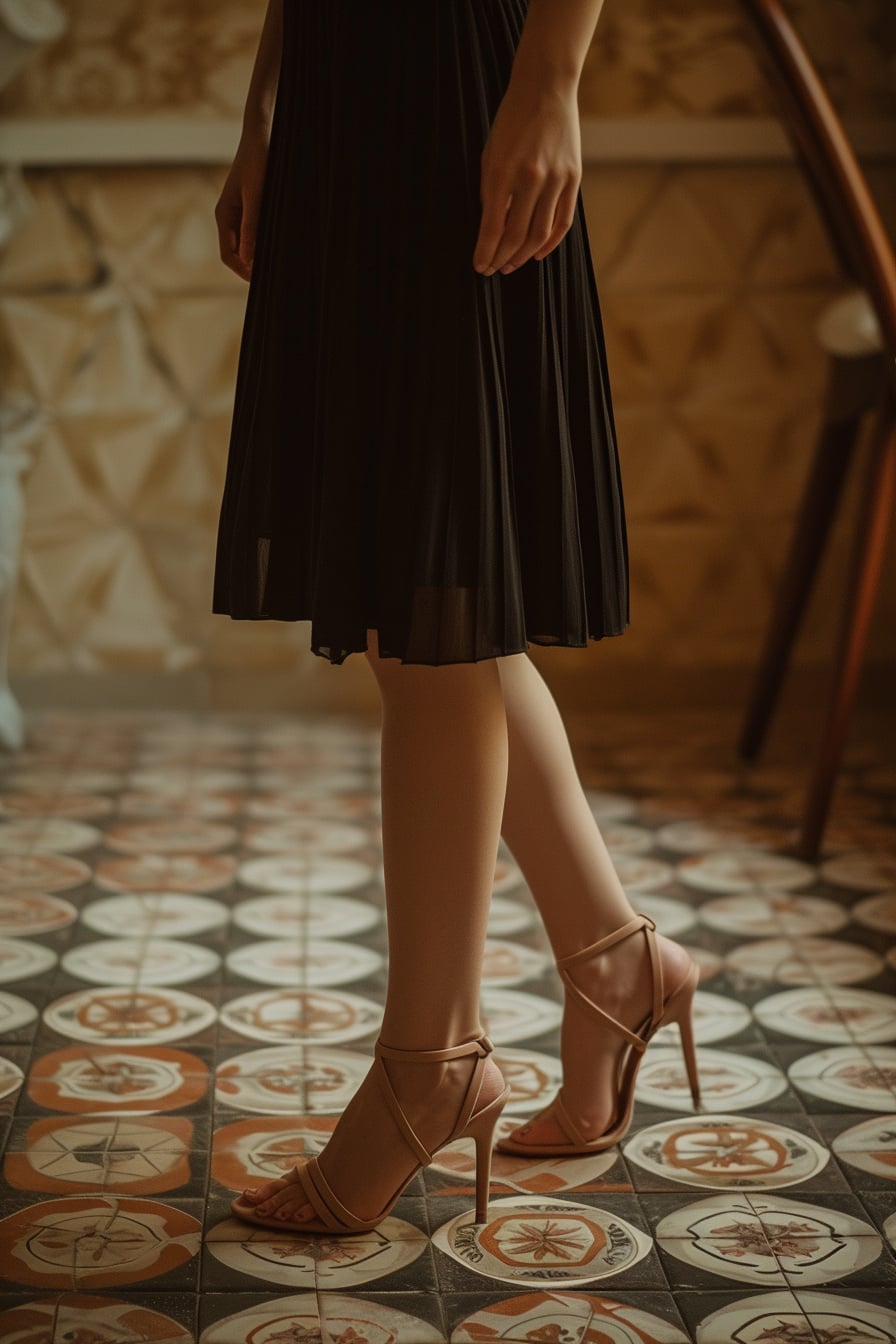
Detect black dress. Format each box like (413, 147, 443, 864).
(212, 0, 630, 666)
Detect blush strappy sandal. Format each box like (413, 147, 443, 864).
(495, 913, 700, 1156)
(230, 1032, 510, 1232)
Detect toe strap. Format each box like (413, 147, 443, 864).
(300, 1156, 377, 1233)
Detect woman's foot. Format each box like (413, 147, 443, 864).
(507, 928, 694, 1149)
(237, 1044, 507, 1226)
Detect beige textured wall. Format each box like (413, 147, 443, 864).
(2, 0, 894, 714)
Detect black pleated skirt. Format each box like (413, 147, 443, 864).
(212, 0, 630, 666)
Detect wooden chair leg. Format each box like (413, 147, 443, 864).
(795, 391, 896, 860)
(738, 371, 865, 763)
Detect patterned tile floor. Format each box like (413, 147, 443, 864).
(0, 703, 894, 1343)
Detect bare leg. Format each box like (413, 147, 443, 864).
(496, 652, 692, 1146)
(240, 626, 509, 1223)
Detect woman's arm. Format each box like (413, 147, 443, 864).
(214, 0, 283, 280)
(473, 0, 607, 277)
(241, 0, 283, 140)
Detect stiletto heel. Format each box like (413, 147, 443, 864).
(231, 1032, 509, 1234)
(667, 964, 701, 1106)
(496, 913, 701, 1157)
(466, 1088, 509, 1222)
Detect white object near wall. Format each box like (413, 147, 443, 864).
(0, 0, 67, 750)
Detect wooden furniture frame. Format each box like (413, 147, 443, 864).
(735, 0, 896, 860)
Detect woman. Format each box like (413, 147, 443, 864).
(212, 0, 699, 1235)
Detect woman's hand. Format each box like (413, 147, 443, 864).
(473, 81, 582, 277)
(215, 128, 271, 282)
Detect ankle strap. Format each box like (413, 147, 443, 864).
(557, 913, 664, 1049)
(375, 1033, 494, 1063)
(558, 913, 656, 971)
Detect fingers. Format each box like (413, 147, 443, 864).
(474, 162, 580, 276)
(472, 171, 513, 276)
(215, 192, 252, 282)
(532, 179, 579, 261)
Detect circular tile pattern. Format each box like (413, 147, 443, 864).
(0, 1195, 201, 1288)
(788, 1046, 896, 1111)
(3, 1116, 193, 1194)
(487, 895, 536, 936)
(61, 938, 221, 986)
(451, 1291, 690, 1343)
(225, 938, 383, 987)
(0, 1054, 24, 1101)
(246, 792, 372, 821)
(819, 850, 896, 891)
(0, 935, 57, 983)
(43, 986, 217, 1045)
(832, 1116, 896, 1181)
(435, 1115, 619, 1197)
(603, 822, 656, 856)
(585, 789, 639, 822)
(80, 892, 229, 938)
(215, 1045, 371, 1114)
(753, 987, 896, 1044)
(5, 770, 124, 794)
(480, 988, 563, 1045)
(0, 990, 38, 1034)
(27, 1045, 209, 1113)
(232, 891, 380, 939)
(94, 854, 237, 893)
(199, 1292, 444, 1344)
(0, 819, 102, 853)
(481, 938, 550, 986)
(653, 990, 751, 1046)
(117, 790, 244, 819)
(696, 1290, 896, 1344)
(656, 1191, 880, 1286)
(612, 854, 675, 893)
(128, 768, 247, 793)
(698, 892, 848, 938)
(206, 1208, 428, 1287)
(654, 820, 765, 854)
(211, 1114, 335, 1190)
(678, 850, 815, 894)
(623, 1114, 829, 1190)
(0, 793, 115, 819)
(0, 891, 78, 934)
(237, 854, 373, 894)
(101, 820, 238, 854)
(432, 1195, 652, 1288)
(851, 890, 896, 935)
(635, 1046, 787, 1112)
(0, 1296, 193, 1344)
(219, 988, 382, 1045)
(633, 894, 698, 937)
(725, 936, 884, 985)
(242, 819, 369, 854)
(0, 854, 91, 892)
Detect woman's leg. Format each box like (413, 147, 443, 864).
(241, 627, 509, 1223)
(496, 652, 692, 1145)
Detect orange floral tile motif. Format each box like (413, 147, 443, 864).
(4, 1115, 194, 1194)
(0, 1293, 192, 1344)
(0, 854, 91, 892)
(42, 986, 217, 1045)
(27, 1045, 209, 1113)
(452, 1290, 689, 1342)
(211, 1114, 336, 1190)
(0, 1196, 200, 1289)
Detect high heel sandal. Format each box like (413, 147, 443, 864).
(230, 1032, 510, 1232)
(496, 913, 700, 1157)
